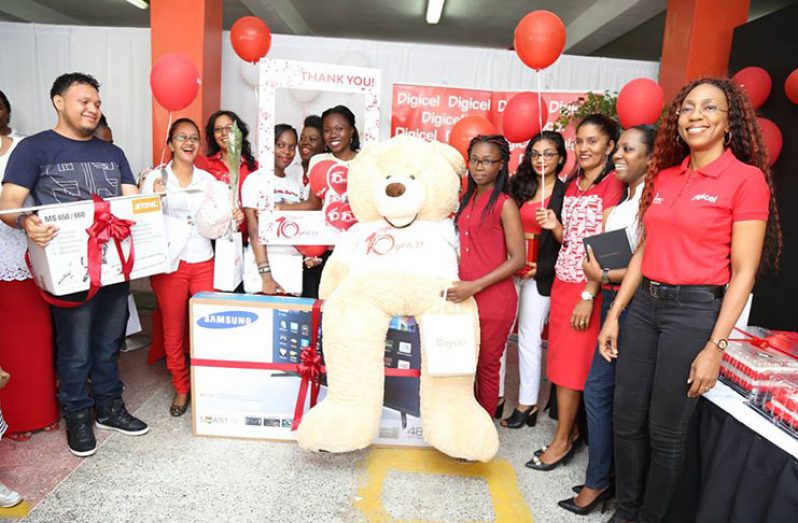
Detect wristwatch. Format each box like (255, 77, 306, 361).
(601, 268, 610, 285)
(580, 290, 595, 301)
(709, 337, 728, 352)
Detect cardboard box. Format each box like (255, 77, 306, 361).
(27, 194, 168, 296)
(190, 292, 427, 446)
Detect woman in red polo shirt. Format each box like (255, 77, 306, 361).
(527, 114, 624, 472)
(599, 78, 780, 523)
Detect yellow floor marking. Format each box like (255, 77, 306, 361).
(355, 448, 533, 523)
(0, 500, 30, 519)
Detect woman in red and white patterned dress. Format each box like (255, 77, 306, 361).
(527, 114, 624, 471)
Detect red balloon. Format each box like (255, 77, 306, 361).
(514, 11, 566, 70)
(297, 245, 328, 258)
(308, 159, 336, 197)
(757, 117, 782, 166)
(448, 116, 497, 160)
(785, 69, 798, 105)
(149, 53, 200, 112)
(732, 66, 772, 110)
(617, 78, 665, 128)
(502, 92, 549, 143)
(231, 16, 272, 63)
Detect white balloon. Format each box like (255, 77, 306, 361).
(289, 87, 321, 103)
(240, 61, 259, 88)
(337, 51, 372, 69)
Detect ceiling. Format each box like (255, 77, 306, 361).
(0, 0, 795, 62)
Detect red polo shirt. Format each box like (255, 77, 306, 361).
(195, 153, 259, 237)
(642, 149, 770, 286)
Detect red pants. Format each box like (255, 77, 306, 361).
(150, 260, 214, 394)
(474, 283, 517, 416)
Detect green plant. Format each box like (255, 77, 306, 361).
(554, 90, 618, 131)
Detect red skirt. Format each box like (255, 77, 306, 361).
(546, 277, 603, 391)
(0, 279, 59, 432)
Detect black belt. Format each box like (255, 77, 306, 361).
(642, 277, 725, 301)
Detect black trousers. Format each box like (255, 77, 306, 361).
(614, 284, 722, 522)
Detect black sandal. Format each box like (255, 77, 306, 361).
(500, 406, 539, 428)
(170, 394, 190, 417)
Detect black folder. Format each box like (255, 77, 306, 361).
(583, 228, 633, 270)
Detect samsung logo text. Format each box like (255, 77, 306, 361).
(197, 311, 258, 329)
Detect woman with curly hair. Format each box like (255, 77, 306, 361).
(599, 78, 781, 523)
(501, 131, 567, 428)
(197, 110, 259, 238)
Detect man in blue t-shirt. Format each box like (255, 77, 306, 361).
(0, 72, 149, 457)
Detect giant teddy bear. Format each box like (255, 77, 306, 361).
(296, 135, 499, 462)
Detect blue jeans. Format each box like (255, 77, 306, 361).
(52, 282, 129, 413)
(583, 289, 627, 490)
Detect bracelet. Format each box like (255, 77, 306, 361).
(15, 212, 30, 230)
(258, 266, 271, 274)
(257, 262, 270, 269)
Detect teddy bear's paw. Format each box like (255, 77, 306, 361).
(422, 404, 499, 463)
(295, 400, 379, 453)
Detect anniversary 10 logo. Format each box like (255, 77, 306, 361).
(275, 216, 300, 239)
(197, 310, 259, 329)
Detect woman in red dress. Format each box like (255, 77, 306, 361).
(0, 97, 59, 440)
(527, 114, 624, 471)
(448, 134, 525, 417)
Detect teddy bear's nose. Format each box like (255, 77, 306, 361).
(385, 182, 406, 198)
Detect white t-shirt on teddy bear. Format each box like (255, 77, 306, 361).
(333, 219, 459, 281)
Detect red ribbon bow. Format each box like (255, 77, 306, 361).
(86, 194, 136, 285)
(730, 327, 798, 358)
(292, 301, 324, 430)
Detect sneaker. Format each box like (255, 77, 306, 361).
(64, 409, 97, 457)
(95, 399, 149, 436)
(0, 482, 22, 508)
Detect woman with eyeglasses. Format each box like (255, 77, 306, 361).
(599, 78, 780, 523)
(448, 134, 525, 417)
(197, 110, 259, 238)
(143, 118, 243, 417)
(527, 114, 624, 472)
(501, 131, 567, 429)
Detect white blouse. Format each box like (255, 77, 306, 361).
(605, 182, 643, 251)
(141, 164, 218, 270)
(0, 137, 30, 282)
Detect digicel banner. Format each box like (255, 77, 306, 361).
(391, 84, 586, 174)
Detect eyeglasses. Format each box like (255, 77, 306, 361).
(468, 157, 501, 168)
(675, 104, 729, 116)
(174, 135, 200, 144)
(529, 151, 559, 160)
(213, 125, 234, 134)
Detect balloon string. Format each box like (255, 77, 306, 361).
(538, 71, 545, 205)
(159, 111, 173, 168)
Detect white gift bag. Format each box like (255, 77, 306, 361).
(213, 232, 244, 291)
(421, 290, 477, 376)
(243, 245, 303, 295)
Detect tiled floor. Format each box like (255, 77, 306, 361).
(1, 304, 613, 523)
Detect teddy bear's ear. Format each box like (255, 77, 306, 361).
(430, 141, 466, 178)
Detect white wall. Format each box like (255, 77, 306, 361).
(0, 21, 659, 174)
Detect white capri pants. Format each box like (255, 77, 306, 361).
(514, 277, 550, 406)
